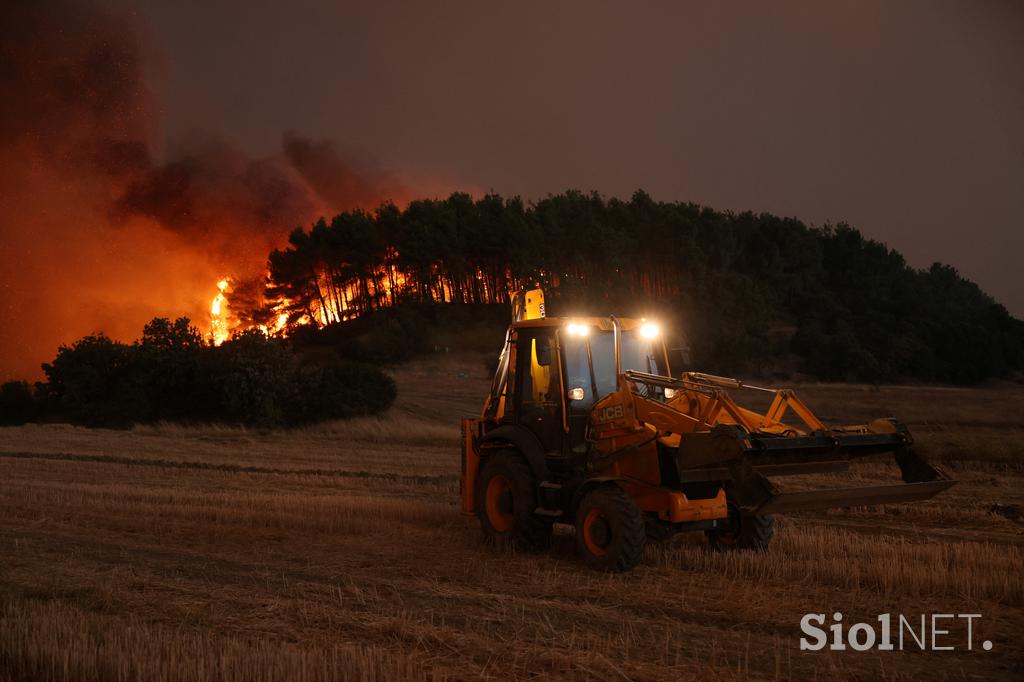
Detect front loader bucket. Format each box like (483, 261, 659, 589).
(754, 479, 955, 514)
(674, 424, 955, 515)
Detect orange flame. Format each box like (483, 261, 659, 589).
(210, 278, 230, 345)
(206, 252, 513, 342)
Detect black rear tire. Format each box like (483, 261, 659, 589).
(575, 486, 646, 572)
(475, 451, 553, 550)
(705, 505, 774, 552)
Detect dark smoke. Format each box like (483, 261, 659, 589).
(113, 136, 320, 243)
(282, 134, 407, 212)
(114, 133, 409, 240)
(0, 0, 412, 380)
(0, 0, 155, 179)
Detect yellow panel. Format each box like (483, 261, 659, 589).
(530, 338, 551, 401)
(523, 288, 545, 320)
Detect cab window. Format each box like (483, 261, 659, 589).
(563, 328, 669, 407)
(517, 330, 557, 413)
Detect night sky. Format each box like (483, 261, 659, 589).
(134, 0, 1024, 314)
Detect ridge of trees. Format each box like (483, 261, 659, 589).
(253, 190, 1023, 383)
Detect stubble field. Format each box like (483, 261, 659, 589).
(1, 356, 1022, 680)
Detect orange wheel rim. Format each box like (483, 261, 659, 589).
(582, 509, 611, 556)
(485, 475, 514, 532)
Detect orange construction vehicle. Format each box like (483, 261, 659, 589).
(461, 288, 954, 571)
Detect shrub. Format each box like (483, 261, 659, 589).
(214, 330, 300, 427)
(37, 319, 397, 428)
(39, 334, 142, 427)
(292, 361, 397, 423)
(0, 381, 36, 425)
(134, 317, 212, 420)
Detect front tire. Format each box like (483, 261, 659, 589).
(575, 486, 646, 572)
(474, 451, 552, 550)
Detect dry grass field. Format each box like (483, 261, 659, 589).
(2, 354, 1023, 680)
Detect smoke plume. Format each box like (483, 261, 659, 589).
(0, 0, 410, 380)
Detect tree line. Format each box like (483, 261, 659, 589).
(251, 190, 1024, 384)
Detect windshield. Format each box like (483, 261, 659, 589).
(562, 328, 668, 407)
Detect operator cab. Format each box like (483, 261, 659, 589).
(490, 317, 672, 457)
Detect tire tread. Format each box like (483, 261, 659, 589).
(575, 485, 646, 572)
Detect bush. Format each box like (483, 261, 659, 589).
(0, 381, 36, 425)
(291, 361, 397, 423)
(39, 334, 141, 427)
(214, 330, 300, 426)
(134, 317, 213, 420)
(37, 318, 397, 428)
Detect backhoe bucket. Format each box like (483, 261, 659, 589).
(674, 425, 955, 515)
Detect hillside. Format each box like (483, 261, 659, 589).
(252, 191, 1024, 384)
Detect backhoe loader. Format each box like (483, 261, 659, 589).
(460, 288, 954, 571)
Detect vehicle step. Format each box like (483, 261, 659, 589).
(534, 507, 564, 517)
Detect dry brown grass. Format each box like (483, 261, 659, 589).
(654, 521, 1023, 604)
(135, 414, 460, 448)
(1, 360, 1022, 680)
(0, 599, 431, 682)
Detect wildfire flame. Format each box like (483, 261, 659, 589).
(204, 255, 505, 344)
(208, 276, 291, 342)
(257, 305, 290, 337)
(210, 278, 230, 345)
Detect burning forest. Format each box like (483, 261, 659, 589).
(0, 0, 417, 380)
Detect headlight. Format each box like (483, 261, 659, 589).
(639, 322, 660, 339)
(566, 322, 590, 336)
(568, 387, 585, 401)
(664, 388, 676, 399)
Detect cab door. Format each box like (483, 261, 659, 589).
(513, 328, 564, 453)
(561, 332, 599, 454)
